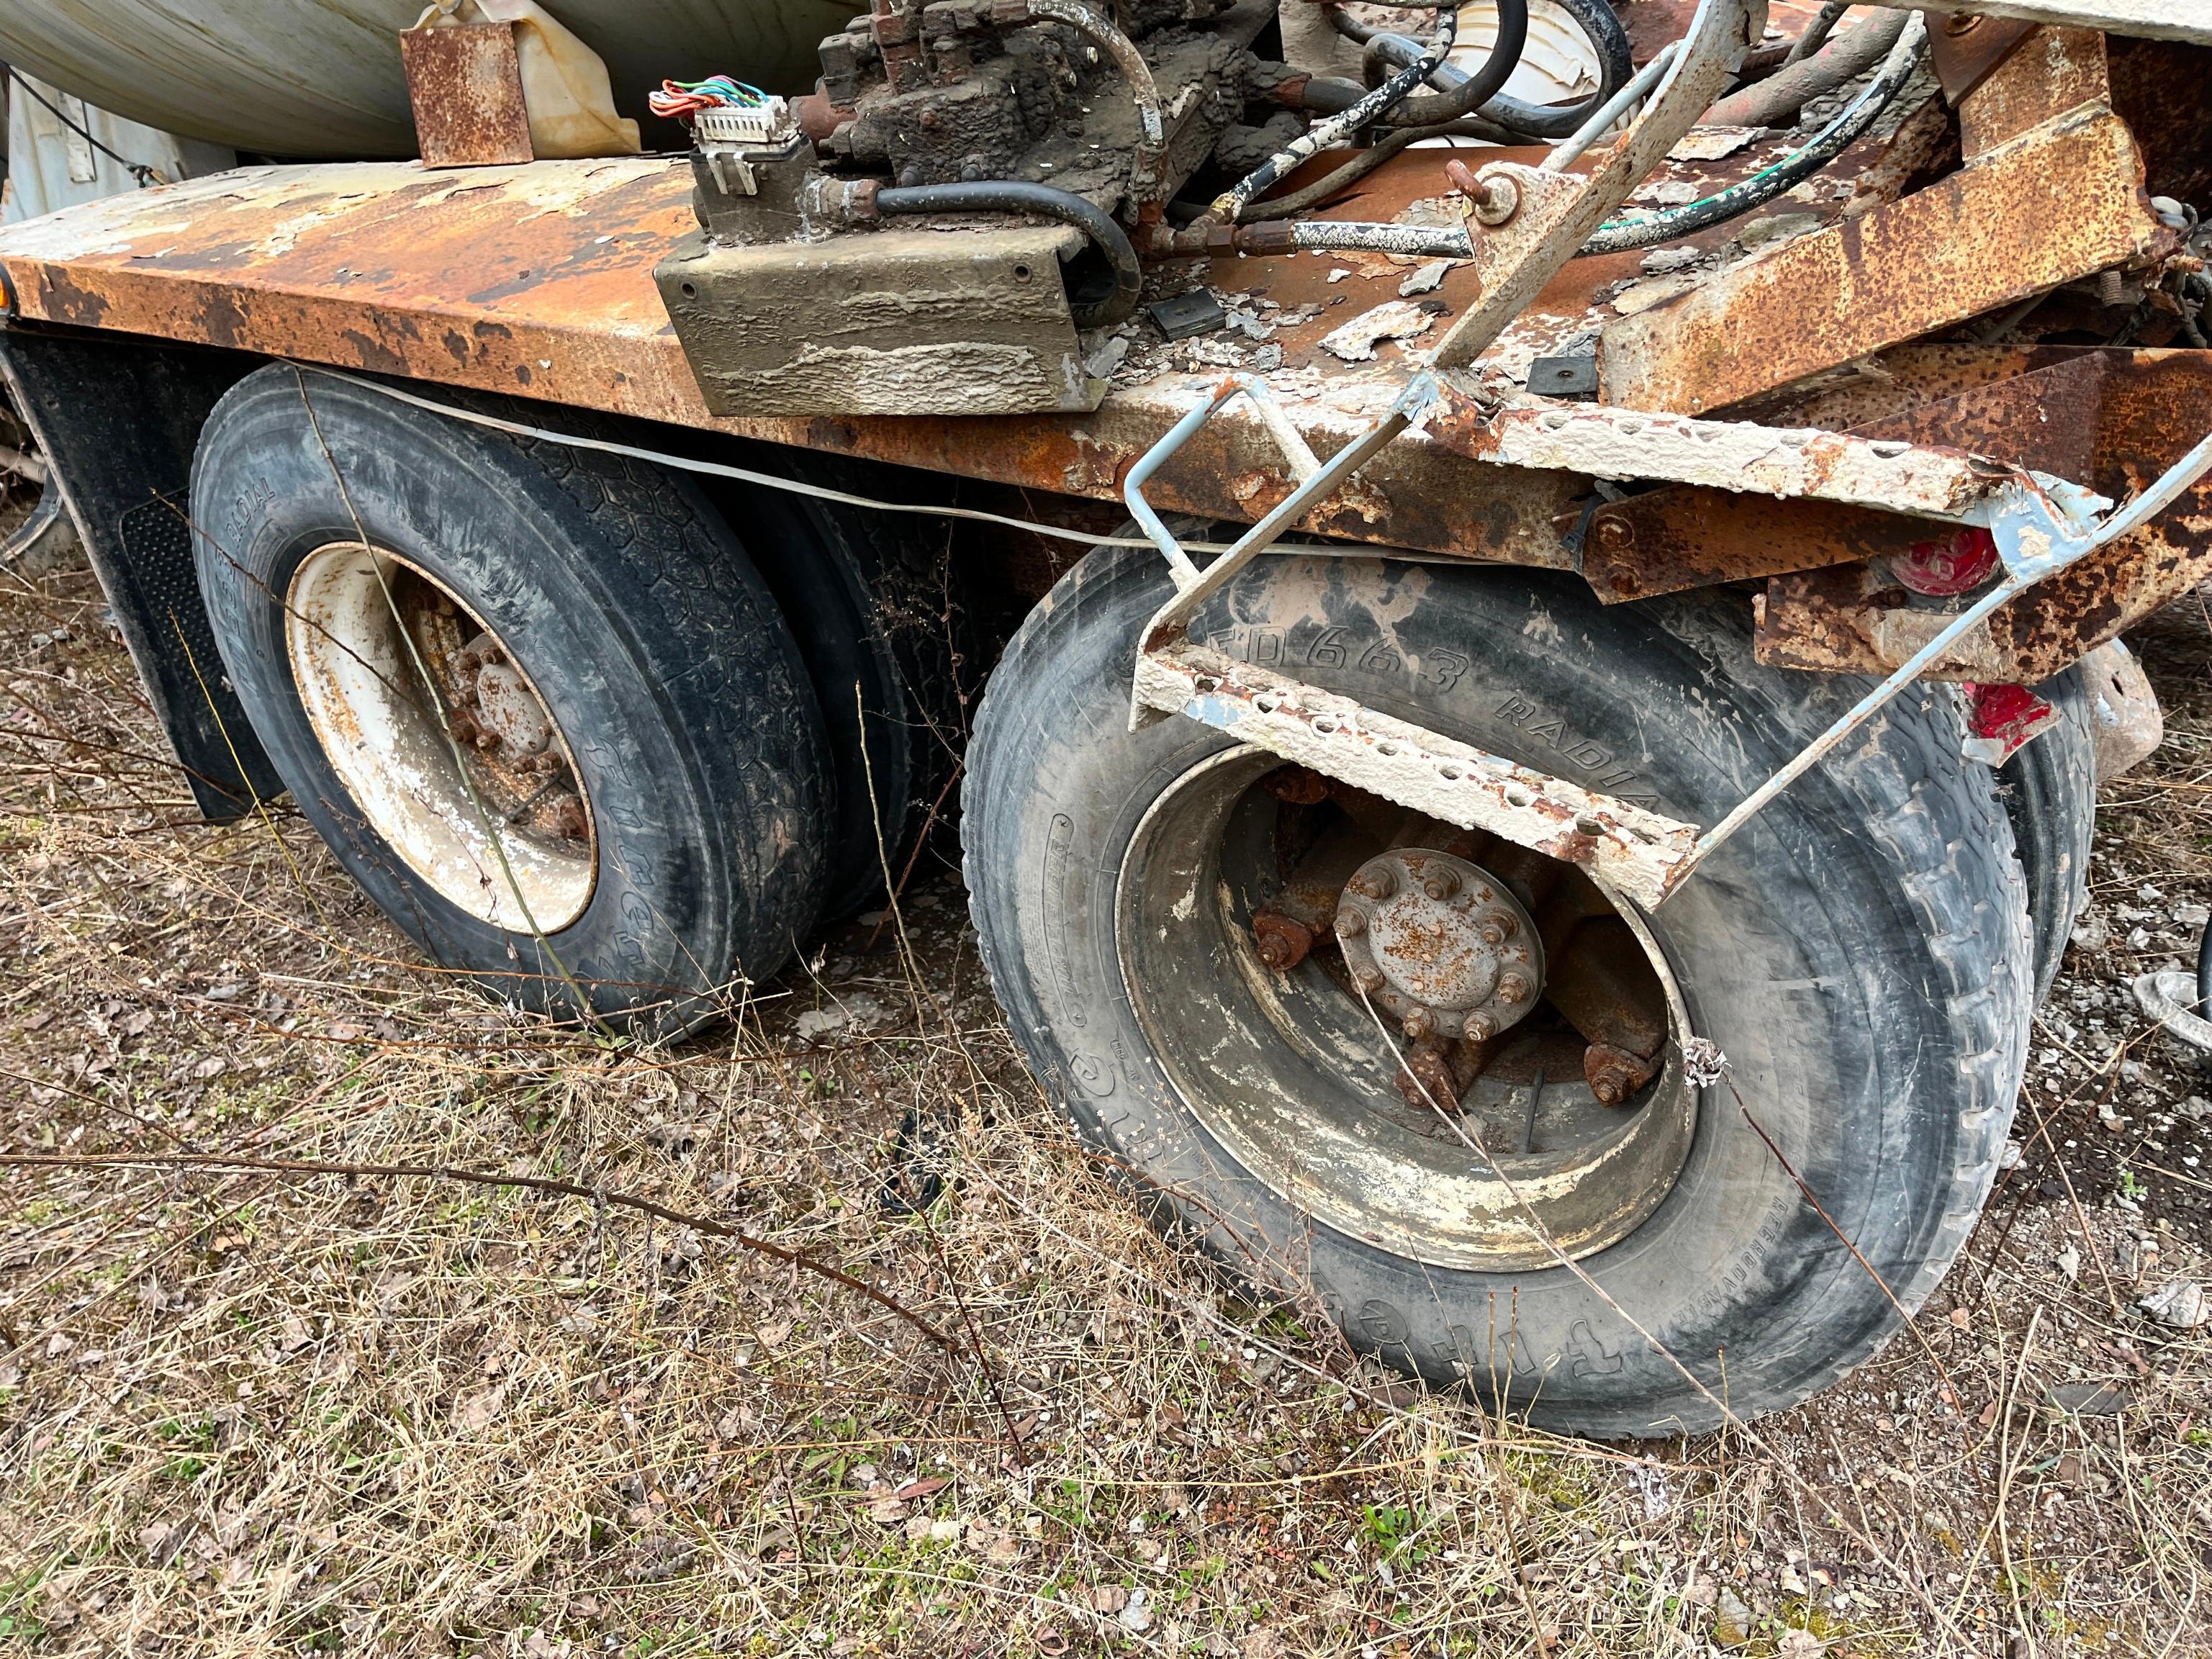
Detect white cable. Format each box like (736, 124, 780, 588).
(293, 364, 1368, 561)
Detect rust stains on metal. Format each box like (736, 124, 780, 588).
(1956, 26, 2109, 156)
(1576, 490, 1946, 605)
(1845, 353, 2110, 481)
(1599, 105, 2170, 416)
(1928, 14, 2039, 109)
(400, 23, 536, 169)
(1756, 353, 2212, 682)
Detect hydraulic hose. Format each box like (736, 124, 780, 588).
(1237, 119, 1498, 221)
(874, 181, 1144, 328)
(1211, 2, 1459, 222)
(1706, 6, 1910, 129)
(1580, 13, 1928, 257)
(1355, 0, 1632, 140)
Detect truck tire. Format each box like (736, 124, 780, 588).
(190, 366, 828, 1031)
(964, 546, 2032, 1437)
(2000, 665, 2095, 1005)
(703, 453, 970, 918)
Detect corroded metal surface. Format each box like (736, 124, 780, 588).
(1577, 490, 1941, 605)
(1927, 13, 2039, 107)
(399, 23, 535, 170)
(1600, 106, 2170, 415)
(1753, 353, 2212, 681)
(1956, 24, 2108, 155)
(1132, 639, 1701, 909)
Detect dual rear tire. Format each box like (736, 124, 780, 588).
(190, 366, 949, 1030)
(191, 368, 2079, 1432)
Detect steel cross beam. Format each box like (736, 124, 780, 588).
(1869, 0, 2212, 45)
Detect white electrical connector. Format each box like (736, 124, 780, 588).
(693, 98, 796, 147)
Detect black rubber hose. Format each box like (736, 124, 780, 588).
(1371, 0, 1529, 128)
(875, 180, 1144, 329)
(1356, 0, 1632, 140)
(1216, 3, 1459, 220)
(1579, 15, 1927, 257)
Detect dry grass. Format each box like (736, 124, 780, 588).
(1, 531, 2208, 1658)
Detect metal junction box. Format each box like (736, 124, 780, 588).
(655, 222, 1103, 418)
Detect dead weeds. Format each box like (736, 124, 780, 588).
(1, 538, 2207, 1657)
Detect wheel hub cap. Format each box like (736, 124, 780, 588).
(1335, 850, 1543, 1040)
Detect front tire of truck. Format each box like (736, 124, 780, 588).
(189, 366, 829, 1033)
(964, 545, 2033, 1437)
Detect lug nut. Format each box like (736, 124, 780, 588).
(1353, 965, 1386, 996)
(1477, 919, 1505, 947)
(1257, 934, 1295, 970)
(1335, 906, 1365, 938)
(1422, 868, 1460, 901)
(1497, 973, 1531, 1007)
(1349, 867, 1396, 900)
(1466, 1011, 1497, 1041)
(1403, 1007, 1435, 1041)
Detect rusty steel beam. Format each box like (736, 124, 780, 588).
(1576, 356, 2114, 603)
(1957, 25, 2112, 156)
(1885, 1, 2212, 48)
(1755, 353, 2212, 682)
(1576, 492, 1945, 605)
(1599, 90, 2170, 415)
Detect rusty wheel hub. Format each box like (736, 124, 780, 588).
(1333, 849, 1543, 1044)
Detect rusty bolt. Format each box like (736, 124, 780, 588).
(1593, 513, 1635, 553)
(1335, 905, 1366, 939)
(1349, 867, 1396, 901)
(1482, 910, 1517, 941)
(1403, 1007, 1436, 1041)
(1497, 973, 1532, 1007)
(475, 731, 500, 751)
(1444, 158, 1520, 226)
(1422, 868, 1460, 901)
(1396, 1045, 1460, 1113)
(1584, 1041, 1658, 1108)
(1466, 1011, 1497, 1041)
(1252, 913, 1314, 972)
(1353, 964, 1387, 996)
(1478, 920, 1506, 946)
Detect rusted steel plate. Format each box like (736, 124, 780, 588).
(1956, 26, 2107, 156)
(1576, 356, 2113, 602)
(1599, 108, 2170, 415)
(1576, 491, 1943, 605)
(1756, 353, 2212, 682)
(1928, 14, 2039, 109)
(400, 24, 535, 170)
(1845, 353, 2108, 482)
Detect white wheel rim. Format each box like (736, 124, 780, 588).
(285, 541, 597, 933)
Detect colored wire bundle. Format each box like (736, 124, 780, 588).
(647, 76, 770, 122)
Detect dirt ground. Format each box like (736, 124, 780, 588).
(1, 509, 2208, 1658)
